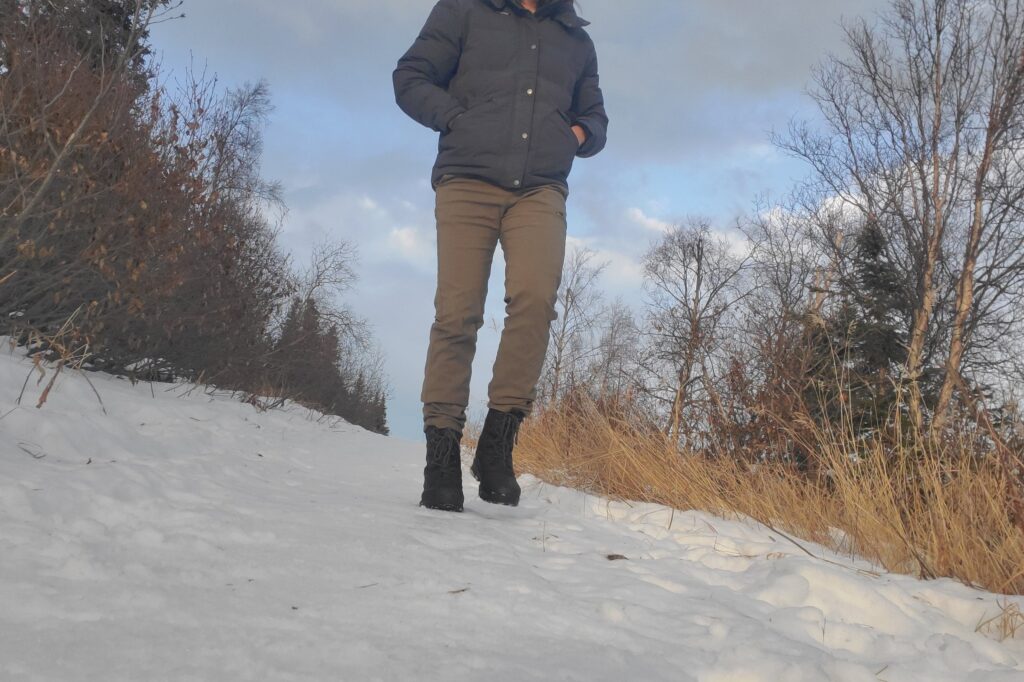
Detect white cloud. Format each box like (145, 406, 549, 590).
(565, 235, 646, 291)
(627, 207, 750, 260)
(281, 190, 435, 274)
(628, 207, 673, 234)
(722, 231, 753, 259)
(387, 225, 433, 268)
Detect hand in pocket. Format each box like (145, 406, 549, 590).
(571, 124, 587, 147)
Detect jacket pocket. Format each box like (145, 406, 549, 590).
(439, 96, 501, 163)
(562, 118, 581, 150)
(449, 96, 495, 131)
(534, 109, 579, 175)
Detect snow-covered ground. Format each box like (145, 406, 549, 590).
(1, 349, 1023, 682)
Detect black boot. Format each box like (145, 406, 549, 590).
(420, 426, 464, 512)
(471, 408, 524, 506)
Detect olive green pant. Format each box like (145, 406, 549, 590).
(422, 176, 568, 434)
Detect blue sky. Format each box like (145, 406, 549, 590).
(150, 0, 889, 440)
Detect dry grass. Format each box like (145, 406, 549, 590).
(8, 315, 106, 413)
(508, 397, 1024, 596)
(977, 600, 1024, 641)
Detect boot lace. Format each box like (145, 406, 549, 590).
(426, 427, 462, 469)
(493, 412, 522, 472)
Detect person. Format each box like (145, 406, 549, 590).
(393, 0, 608, 512)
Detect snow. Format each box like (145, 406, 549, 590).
(1, 348, 1023, 682)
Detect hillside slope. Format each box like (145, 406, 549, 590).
(1, 349, 1022, 681)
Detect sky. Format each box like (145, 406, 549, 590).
(149, 0, 890, 441)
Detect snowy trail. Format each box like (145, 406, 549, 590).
(2, 352, 1023, 681)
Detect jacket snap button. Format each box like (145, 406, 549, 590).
(522, 133, 529, 139)
(527, 88, 534, 95)
(513, 180, 521, 186)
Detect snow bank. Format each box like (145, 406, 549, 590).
(1, 348, 1022, 681)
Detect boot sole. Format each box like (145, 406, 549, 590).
(478, 487, 519, 507)
(420, 500, 464, 512)
(471, 460, 520, 506)
(420, 488, 464, 513)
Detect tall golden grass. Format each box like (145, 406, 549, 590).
(501, 396, 1024, 596)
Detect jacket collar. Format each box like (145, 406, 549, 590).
(481, 0, 591, 30)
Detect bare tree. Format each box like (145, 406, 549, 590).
(588, 299, 641, 401)
(779, 0, 1024, 432)
(2, 1, 172, 246)
(741, 199, 823, 345)
(641, 219, 751, 446)
(540, 247, 608, 405)
(933, 0, 1024, 433)
(0, 2, 391, 433)
(296, 239, 363, 341)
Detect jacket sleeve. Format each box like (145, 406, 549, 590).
(393, 0, 467, 133)
(570, 43, 608, 158)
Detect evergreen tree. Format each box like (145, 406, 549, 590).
(271, 298, 388, 434)
(804, 221, 910, 434)
(2, 0, 176, 82)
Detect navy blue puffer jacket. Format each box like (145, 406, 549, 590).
(393, 0, 608, 191)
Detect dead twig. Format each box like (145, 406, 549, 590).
(35, 360, 64, 409)
(77, 369, 108, 415)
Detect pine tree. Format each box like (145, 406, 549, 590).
(2, 0, 176, 83)
(270, 299, 388, 434)
(844, 221, 909, 429)
(804, 221, 910, 435)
